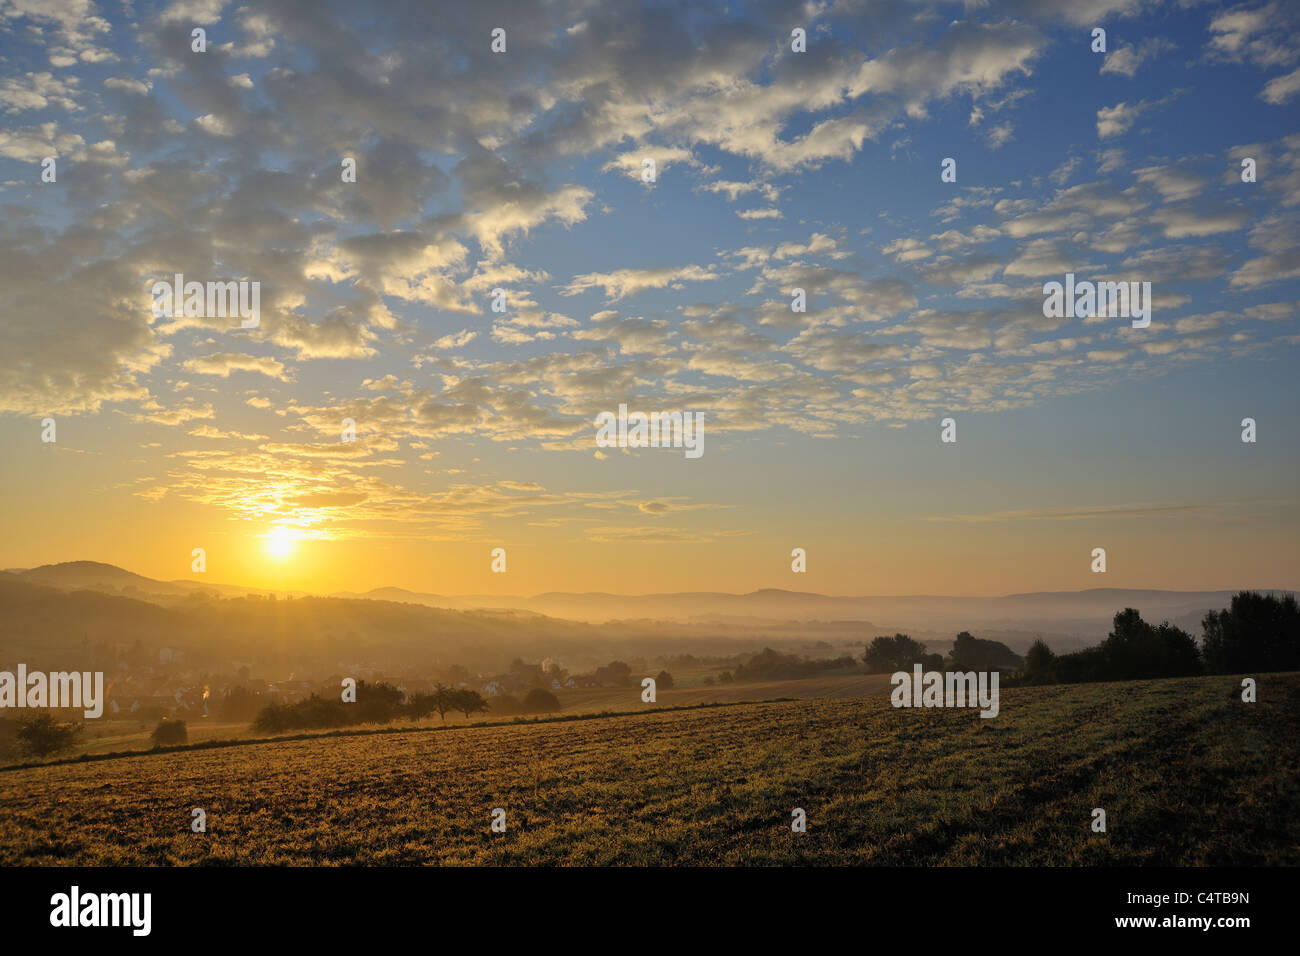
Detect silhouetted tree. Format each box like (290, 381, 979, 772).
(405, 692, 438, 721)
(151, 718, 188, 746)
(594, 661, 632, 687)
(16, 713, 82, 757)
(431, 682, 453, 722)
(450, 689, 489, 719)
(355, 681, 404, 723)
(1022, 639, 1057, 684)
(864, 634, 936, 673)
(1100, 608, 1200, 679)
(1202, 591, 1300, 674)
(948, 631, 1022, 670)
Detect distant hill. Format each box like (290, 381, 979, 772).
(17, 560, 194, 596)
(0, 572, 803, 675)
(5, 561, 1287, 656)
(335, 583, 1279, 640)
(9, 561, 308, 602)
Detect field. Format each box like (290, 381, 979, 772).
(1, 672, 1296, 865)
(33, 672, 894, 759)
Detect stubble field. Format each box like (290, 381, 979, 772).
(1, 672, 1296, 866)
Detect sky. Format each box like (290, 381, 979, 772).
(1, 0, 1298, 598)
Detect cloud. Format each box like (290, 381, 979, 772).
(1100, 39, 1175, 78)
(929, 502, 1208, 523)
(182, 352, 289, 380)
(562, 265, 720, 301)
(1096, 100, 1149, 138)
(1261, 66, 1300, 105)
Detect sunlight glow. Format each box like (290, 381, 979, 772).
(266, 528, 296, 561)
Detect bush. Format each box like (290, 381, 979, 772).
(655, 670, 674, 690)
(16, 713, 82, 758)
(251, 680, 407, 732)
(356, 681, 404, 723)
(735, 647, 860, 681)
(252, 700, 294, 733)
(522, 687, 561, 713)
(151, 718, 188, 746)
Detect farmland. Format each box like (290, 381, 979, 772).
(27, 672, 895, 760)
(0, 672, 1296, 866)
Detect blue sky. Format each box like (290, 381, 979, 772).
(0, 0, 1297, 596)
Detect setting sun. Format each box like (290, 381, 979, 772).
(266, 528, 296, 561)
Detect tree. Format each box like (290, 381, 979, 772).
(450, 689, 489, 719)
(1101, 608, 1200, 680)
(655, 670, 674, 690)
(16, 713, 82, 758)
(948, 631, 1023, 670)
(356, 680, 404, 723)
(1022, 639, 1057, 684)
(864, 634, 932, 673)
(431, 683, 453, 722)
(594, 660, 632, 687)
(406, 692, 439, 721)
(1202, 591, 1300, 674)
(151, 718, 188, 746)
(253, 701, 292, 733)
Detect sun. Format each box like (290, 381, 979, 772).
(266, 527, 296, 561)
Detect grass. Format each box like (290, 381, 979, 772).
(5, 672, 893, 763)
(0, 672, 1295, 865)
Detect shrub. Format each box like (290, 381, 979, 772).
(16, 713, 82, 758)
(151, 718, 188, 746)
(522, 687, 561, 713)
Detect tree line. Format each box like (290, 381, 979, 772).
(864, 630, 1022, 674)
(250, 681, 563, 733)
(1020, 592, 1299, 685)
(859, 591, 1298, 686)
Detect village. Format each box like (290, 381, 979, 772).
(80, 648, 641, 724)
